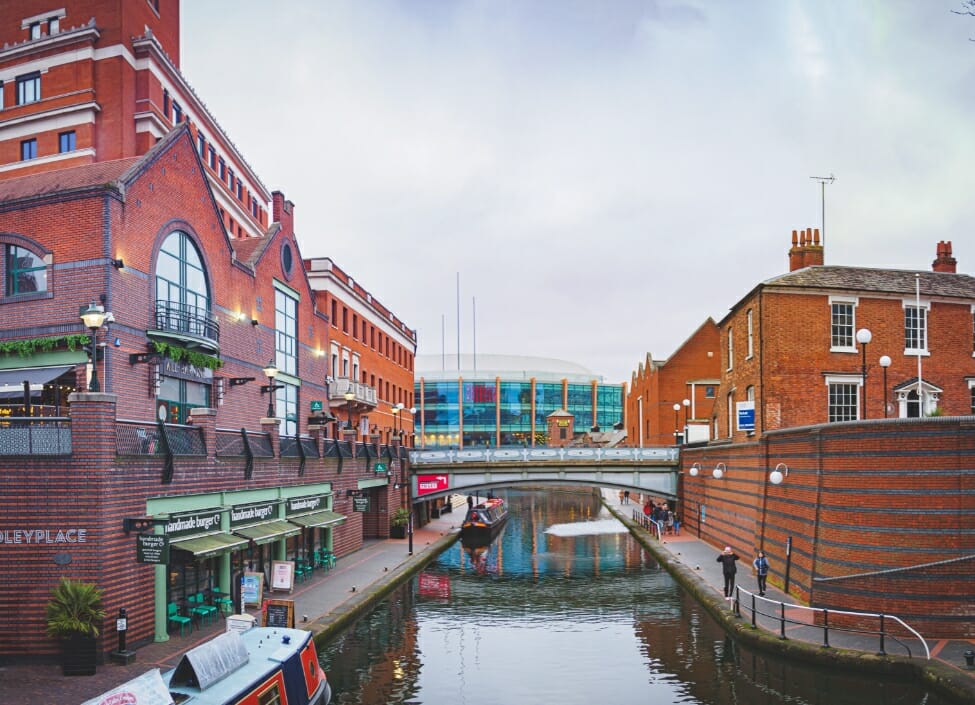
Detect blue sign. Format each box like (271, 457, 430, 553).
(736, 401, 755, 432)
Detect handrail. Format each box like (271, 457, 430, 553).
(632, 510, 663, 541)
(410, 446, 679, 465)
(733, 586, 930, 660)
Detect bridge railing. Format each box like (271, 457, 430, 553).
(409, 446, 679, 465)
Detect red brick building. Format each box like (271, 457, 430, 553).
(0, 1, 418, 663)
(625, 319, 721, 446)
(679, 231, 975, 637)
(305, 257, 417, 447)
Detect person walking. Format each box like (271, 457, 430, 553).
(716, 546, 740, 600)
(753, 550, 770, 596)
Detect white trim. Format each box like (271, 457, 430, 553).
(20, 8, 67, 30)
(902, 297, 930, 357)
(828, 295, 859, 353)
(0, 101, 98, 140)
(0, 147, 94, 174)
(824, 374, 861, 386)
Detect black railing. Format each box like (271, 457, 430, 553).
(153, 300, 220, 344)
(0, 417, 71, 455)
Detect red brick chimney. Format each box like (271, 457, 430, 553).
(788, 227, 824, 271)
(932, 240, 956, 273)
(272, 191, 295, 237)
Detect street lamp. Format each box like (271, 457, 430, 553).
(672, 403, 681, 445)
(856, 328, 872, 419)
(392, 402, 404, 441)
(344, 391, 355, 433)
(879, 355, 892, 418)
(682, 398, 690, 439)
(409, 407, 417, 447)
(260, 361, 284, 417)
(80, 302, 108, 392)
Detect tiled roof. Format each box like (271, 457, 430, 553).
(0, 158, 141, 203)
(232, 234, 270, 267)
(764, 266, 975, 298)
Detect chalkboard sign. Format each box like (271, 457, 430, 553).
(262, 599, 294, 629)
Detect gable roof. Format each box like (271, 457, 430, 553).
(764, 266, 975, 299)
(0, 158, 140, 204)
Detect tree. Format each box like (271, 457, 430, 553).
(954, 0, 975, 40)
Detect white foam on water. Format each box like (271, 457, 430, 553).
(545, 519, 628, 537)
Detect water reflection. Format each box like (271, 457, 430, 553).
(319, 489, 947, 705)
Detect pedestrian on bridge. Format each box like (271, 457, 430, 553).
(716, 547, 740, 600)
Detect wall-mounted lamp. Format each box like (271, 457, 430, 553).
(234, 311, 248, 322)
(251, 318, 259, 327)
(712, 462, 726, 480)
(112, 258, 125, 269)
(769, 462, 789, 485)
(688, 462, 701, 477)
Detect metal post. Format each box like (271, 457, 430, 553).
(822, 609, 830, 648)
(88, 329, 100, 392)
(780, 602, 787, 640)
(882, 365, 889, 418)
(860, 343, 868, 420)
(878, 614, 886, 656)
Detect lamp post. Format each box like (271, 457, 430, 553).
(879, 355, 892, 418)
(856, 328, 872, 419)
(80, 302, 108, 392)
(261, 361, 284, 417)
(682, 398, 690, 440)
(406, 406, 417, 555)
(672, 403, 681, 446)
(344, 391, 355, 433)
(392, 402, 404, 441)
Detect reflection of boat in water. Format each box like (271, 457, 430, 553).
(461, 496, 509, 546)
(463, 542, 491, 573)
(81, 626, 331, 705)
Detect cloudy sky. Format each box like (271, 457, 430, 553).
(181, 1, 975, 384)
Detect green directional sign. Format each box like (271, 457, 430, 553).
(310, 400, 323, 412)
(374, 462, 387, 474)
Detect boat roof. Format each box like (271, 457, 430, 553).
(167, 626, 312, 703)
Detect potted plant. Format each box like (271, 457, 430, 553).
(390, 507, 410, 539)
(45, 577, 105, 676)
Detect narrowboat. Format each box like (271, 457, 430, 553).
(460, 496, 509, 546)
(81, 625, 331, 705)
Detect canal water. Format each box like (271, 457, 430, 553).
(319, 489, 948, 704)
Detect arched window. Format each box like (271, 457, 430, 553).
(5, 245, 47, 296)
(155, 231, 211, 337)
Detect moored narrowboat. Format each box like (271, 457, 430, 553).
(81, 625, 331, 705)
(460, 497, 509, 546)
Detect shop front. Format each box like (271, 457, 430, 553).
(285, 493, 345, 570)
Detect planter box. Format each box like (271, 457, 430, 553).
(62, 634, 97, 676)
(390, 525, 407, 539)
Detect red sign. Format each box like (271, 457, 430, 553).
(416, 474, 449, 497)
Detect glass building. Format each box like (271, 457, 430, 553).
(415, 354, 624, 448)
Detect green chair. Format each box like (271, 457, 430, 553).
(168, 602, 192, 637)
(212, 587, 234, 616)
(188, 592, 217, 626)
(321, 551, 336, 569)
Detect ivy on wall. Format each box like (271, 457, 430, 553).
(151, 341, 224, 370)
(0, 334, 90, 357)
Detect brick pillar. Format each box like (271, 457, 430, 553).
(308, 424, 324, 457)
(68, 392, 118, 461)
(342, 429, 357, 457)
(188, 407, 217, 459)
(262, 417, 281, 456)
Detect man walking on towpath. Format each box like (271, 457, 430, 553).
(716, 546, 740, 600)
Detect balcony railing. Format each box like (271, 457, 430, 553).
(153, 300, 220, 348)
(329, 377, 377, 408)
(0, 417, 71, 455)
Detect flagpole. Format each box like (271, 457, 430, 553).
(916, 273, 923, 414)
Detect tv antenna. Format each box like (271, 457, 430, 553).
(809, 174, 835, 251)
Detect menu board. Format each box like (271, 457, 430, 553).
(241, 572, 264, 607)
(263, 599, 295, 629)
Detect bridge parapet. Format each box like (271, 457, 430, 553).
(409, 446, 678, 465)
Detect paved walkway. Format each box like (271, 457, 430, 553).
(0, 503, 464, 705)
(602, 491, 975, 703)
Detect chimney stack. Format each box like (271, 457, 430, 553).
(788, 227, 824, 271)
(932, 240, 956, 273)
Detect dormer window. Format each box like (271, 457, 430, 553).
(29, 22, 41, 39)
(48, 17, 59, 34)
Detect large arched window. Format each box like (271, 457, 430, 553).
(5, 245, 48, 296)
(155, 231, 212, 339)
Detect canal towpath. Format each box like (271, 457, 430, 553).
(601, 490, 975, 703)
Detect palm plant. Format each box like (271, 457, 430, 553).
(45, 577, 106, 639)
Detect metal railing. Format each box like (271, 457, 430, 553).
(632, 510, 663, 541)
(153, 300, 220, 344)
(0, 417, 71, 455)
(329, 377, 377, 406)
(732, 586, 929, 660)
(410, 446, 679, 465)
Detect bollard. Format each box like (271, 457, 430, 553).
(110, 607, 136, 664)
(964, 650, 975, 668)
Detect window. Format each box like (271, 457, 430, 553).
(20, 139, 37, 160)
(726, 393, 734, 438)
(257, 683, 282, 705)
(745, 309, 755, 358)
(16, 73, 40, 105)
(5, 245, 48, 296)
(726, 327, 733, 371)
(218, 158, 226, 181)
(29, 23, 41, 39)
(0, 81, 4, 110)
(197, 133, 205, 156)
(970, 382, 975, 415)
(172, 101, 182, 123)
(58, 131, 75, 153)
(228, 168, 234, 189)
(251, 198, 258, 218)
(235, 178, 243, 200)
(904, 303, 928, 353)
(330, 345, 339, 378)
(163, 90, 170, 119)
(828, 381, 859, 422)
(274, 288, 298, 376)
(830, 299, 855, 349)
(48, 17, 59, 34)
(155, 231, 211, 338)
(705, 385, 716, 398)
(208, 146, 216, 169)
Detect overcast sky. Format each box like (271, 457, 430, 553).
(181, 1, 975, 384)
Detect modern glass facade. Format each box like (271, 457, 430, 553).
(415, 376, 624, 448)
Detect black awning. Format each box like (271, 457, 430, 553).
(0, 365, 74, 399)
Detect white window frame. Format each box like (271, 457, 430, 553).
(828, 295, 859, 352)
(727, 327, 734, 371)
(825, 374, 862, 421)
(902, 298, 931, 356)
(746, 309, 754, 359)
(330, 344, 340, 379)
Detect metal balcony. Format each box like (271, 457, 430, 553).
(151, 301, 220, 352)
